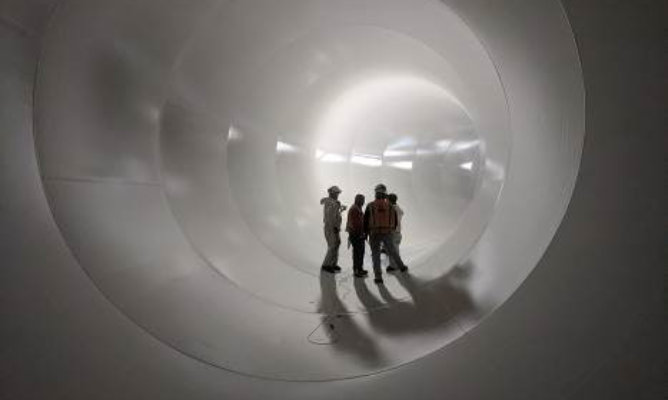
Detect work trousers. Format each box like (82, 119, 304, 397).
(349, 235, 366, 271)
(369, 232, 406, 277)
(389, 232, 403, 269)
(322, 228, 341, 267)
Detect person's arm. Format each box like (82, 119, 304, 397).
(336, 202, 343, 232)
(396, 205, 403, 232)
(333, 203, 342, 233)
(363, 204, 370, 234)
(324, 201, 336, 229)
(360, 207, 367, 239)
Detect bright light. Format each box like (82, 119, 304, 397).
(460, 162, 474, 171)
(383, 149, 412, 158)
(276, 141, 299, 153)
(416, 148, 435, 156)
(435, 139, 452, 149)
(351, 153, 382, 167)
(388, 161, 414, 170)
(451, 140, 480, 152)
(227, 126, 243, 141)
(320, 153, 348, 163)
(386, 136, 418, 150)
(314, 148, 347, 163)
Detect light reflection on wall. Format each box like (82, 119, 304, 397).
(305, 74, 483, 257)
(350, 153, 382, 167)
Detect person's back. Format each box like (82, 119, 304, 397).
(365, 184, 407, 283)
(346, 194, 368, 277)
(367, 197, 396, 234)
(346, 202, 364, 236)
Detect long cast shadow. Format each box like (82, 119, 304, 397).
(313, 272, 386, 367)
(353, 262, 480, 337)
(313, 262, 481, 364)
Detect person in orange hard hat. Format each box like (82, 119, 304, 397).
(364, 184, 408, 284)
(321, 185, 346, 273)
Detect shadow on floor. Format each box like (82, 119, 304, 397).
(353, 261, 479, 337)
(313, 262, 481, 365)
(312, 271, 386, 367)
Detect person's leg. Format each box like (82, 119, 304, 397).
(395, 232, 402, 257)
(388, 232, 398, 269)
(322, 229, 337, 269)
(369, 234, 382, 279)
(383, 233, 407, 271)
(359, 236, 366, 271)
(351, 236, 361, 270)
(351, 236, 368, 276)
(349, 235, 357, 270)
(384, 233, 397, 271)
(389, 232, 402, 269)
(332, 232, 341, 267)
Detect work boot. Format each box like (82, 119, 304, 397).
(374, 275, 384, 284)
(386, 266, 397, 273)
(354, 269, 369, 278)
(399, 265, 408, 273)
(321, 265, 337, 274)
(333, 265, 342, 272)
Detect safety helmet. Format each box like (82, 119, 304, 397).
(327, 185, 342, 194)
(374, 183, 387, 194)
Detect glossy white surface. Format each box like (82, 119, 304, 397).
(7, 0, 664, 399)
(28, 0, 583, 380)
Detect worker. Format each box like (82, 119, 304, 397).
(364, 184, 408, 284)
(346, 194, 369, 278)
(321, 185, 346, 273)
(386, 193, 404, 272)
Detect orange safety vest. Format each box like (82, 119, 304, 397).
(369, 199, 396, 234)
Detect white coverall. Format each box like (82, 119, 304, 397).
(389, 204, 404, 269)
(321, 197, 342, 268)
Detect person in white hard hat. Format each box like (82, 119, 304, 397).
(321, 185, 346, 273)
(364, 184, 408, 284)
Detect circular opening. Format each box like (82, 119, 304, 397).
(33, 0, 585, 381)
(203, 25, 506, 310)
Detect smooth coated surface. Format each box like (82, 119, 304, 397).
(1, 0, 666, 398)
(30, 0, 582, 380)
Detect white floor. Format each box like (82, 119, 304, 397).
(0, 0, 665, 398)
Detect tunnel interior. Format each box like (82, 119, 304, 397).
(1, 0, 665, 398)
(31, 0, 582, 380)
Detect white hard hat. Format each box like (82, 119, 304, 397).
(374, 183, 387, 194)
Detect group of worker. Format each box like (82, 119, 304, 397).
(320, 183, 408, 284)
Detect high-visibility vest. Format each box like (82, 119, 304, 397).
(369, 199, 396, 234)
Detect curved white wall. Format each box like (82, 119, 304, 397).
(0, 0, 665, 398)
